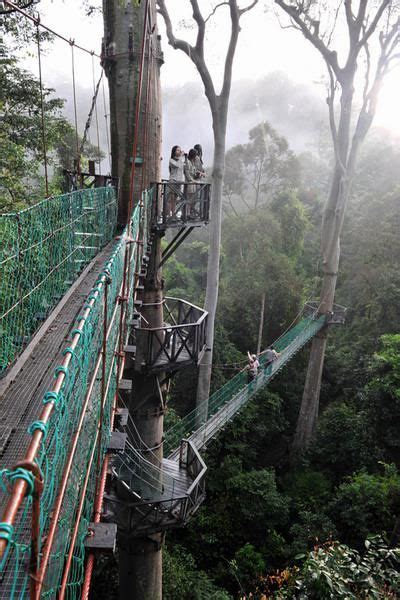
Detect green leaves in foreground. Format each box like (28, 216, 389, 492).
(271, 536, 400, 599)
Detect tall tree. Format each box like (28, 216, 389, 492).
(157, 0, 258, 422)
(224, 121, 300, 212)
(274, 0, 400, 451)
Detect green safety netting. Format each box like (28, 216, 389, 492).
(164, 314, 326, 456)
(0, 187, 118, 376)
(0, 189, 152, 598)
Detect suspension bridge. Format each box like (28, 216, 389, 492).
(0, 1, 346, 598)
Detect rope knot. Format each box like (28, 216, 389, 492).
(0, 468, 35, 497)
(27, 420, 49, 439)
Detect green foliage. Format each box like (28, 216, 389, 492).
(232, 543, 266, 593)
(220, 205, 307, 352)
(307, 402, 377, 480)
(328, 465, 400, 550)
(273, 537, 400, 599)
(163, 545, 232, 600)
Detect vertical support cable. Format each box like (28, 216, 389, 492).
(127, 0, 150, 235)
(101, 76, 112, 174)
(36, 17, 49, 197)
(70, 40, 81, 182)
(91, 53, 102, 169)
(97, 272, 110, 483)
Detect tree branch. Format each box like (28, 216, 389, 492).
(205, 2, 230, 24)
(239, 0, 259, 16)
(157, 0, 217, 105)
(220, 0, 241, 103)
(359, 0, 391, 47)
(274, 0, 341, 78)
(156, 0, 193, 56)
(189, 0, 206, 54)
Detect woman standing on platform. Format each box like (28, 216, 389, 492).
(184, 149, 198, 217)
(168, 145, 185, 218)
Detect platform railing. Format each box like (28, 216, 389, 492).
(134, 297, 208, 372)
(112, 439, 207, 535)
(151, 181, 211, 229)
(304, 301, 347, 324)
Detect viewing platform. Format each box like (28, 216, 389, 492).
(104, 439, 207, 536)
(151, 181, 211, 230)
(304, 301, 347, 325)
(129, 297, 208, 374)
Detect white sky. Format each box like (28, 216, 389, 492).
(20, 0, 400, 156)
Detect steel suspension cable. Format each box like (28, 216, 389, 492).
(91, 53, 102, 168)
(70, 41, 81, 178)
(101, 76, 111, 174)
(36, 17, 49, 197)
(127, 0, 150, 233)
(2, 0, 100, 57)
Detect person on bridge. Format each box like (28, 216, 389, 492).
(168, 145, 185, 218)
(264, 345, 280, 376)
(247, 351, 260, 384)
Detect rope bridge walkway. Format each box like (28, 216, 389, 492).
(0, 186, 151, 598)
(165, 312, 326, 459)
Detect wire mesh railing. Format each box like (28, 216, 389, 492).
(165, 313, 327, 457)
(0, 187, 118, 376)
(0, 190, 152, 598)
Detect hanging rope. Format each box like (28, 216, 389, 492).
(70, 40, 81, 177)
(80, 68, 103, 160)
(101, 77, 112, 175)
(91, 54, 101, 167)
(36, 17, 49, 197)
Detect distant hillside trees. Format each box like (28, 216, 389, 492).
(223, 121, 300, 212)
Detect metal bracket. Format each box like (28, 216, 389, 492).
(84, 522, 117, 552)
(108, 431, 127, 453)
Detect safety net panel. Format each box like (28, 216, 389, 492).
(0, 187, 118, 376)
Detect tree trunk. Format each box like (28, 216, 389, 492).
(256, 292, 266, 356)
(103, 1, 164, 596)
(196, 124, 226, 423)
(103, 0, 162, 224)
(292, 164, 346, 453)
(119, 238, 165, 600)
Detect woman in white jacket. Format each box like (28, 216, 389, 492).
(168, 145, 185, 217)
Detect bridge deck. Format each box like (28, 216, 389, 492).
(0, 242, 115, 597)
